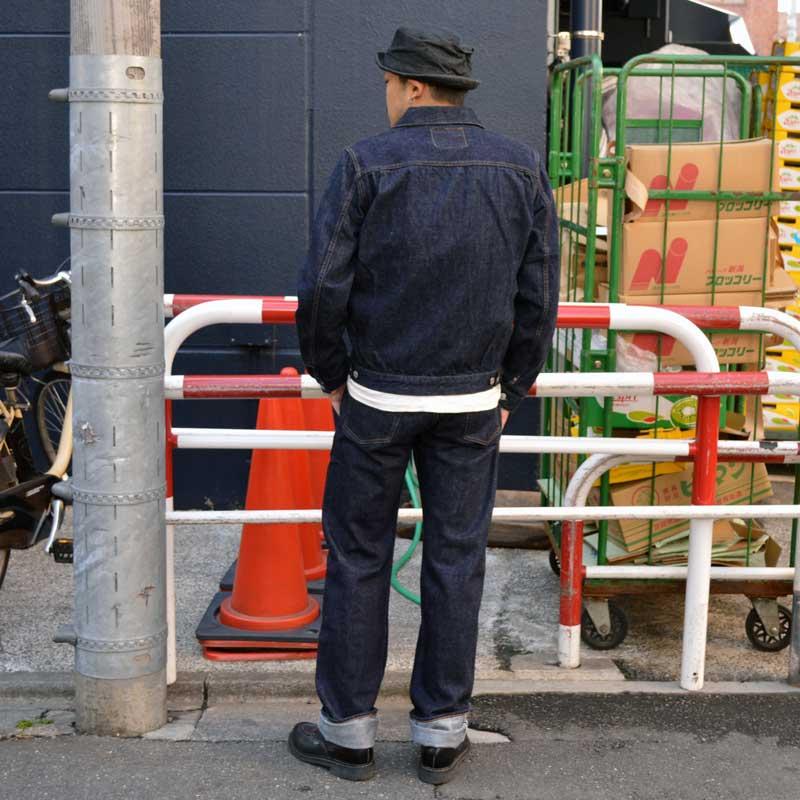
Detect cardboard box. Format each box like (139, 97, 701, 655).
(555, 178, 612, 231)
(620, 216, 771, 296)
(781, 164, 800, 189)
(598, 286, 765, 367)
(624, 138, 778, 222)
(767, 263, 800, 306)
(601, 521, 781, 566)
(595, 462, 772, 553)
(777, 137, 800, 160)
(778, 220, 800, 247)
(762, 354, 800, 405)
(581, 393, 705, 431)
(774, 79, 800, 104)
(763, 403, 800, 439)
(778, 199, 800, 217)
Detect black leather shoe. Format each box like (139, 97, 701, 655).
(288, 722, 376, 782)
(418, 736, 471, 785)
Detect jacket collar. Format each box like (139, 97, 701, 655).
(393, 105, 484, 129)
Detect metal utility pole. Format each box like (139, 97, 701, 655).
(53, 0, 167, 734)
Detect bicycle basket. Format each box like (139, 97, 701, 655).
(0, 289, 70, 371)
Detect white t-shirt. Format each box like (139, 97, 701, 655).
(346, 376, 501, 413)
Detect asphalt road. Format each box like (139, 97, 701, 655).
(2, 693, 799, 800)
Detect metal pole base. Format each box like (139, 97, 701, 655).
(74, 669, 167, 736)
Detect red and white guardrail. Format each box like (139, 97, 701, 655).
(161, 294, 800, 691)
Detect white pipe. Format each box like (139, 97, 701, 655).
(164, 375, 184, 398)
(170, 428, 800, 461)
(586, 566, 795, 581)
(739, 306, 800, 353)
(171, 429, 694, 456)
(609, 305, 720, 372)
(681, 517, 714, 691)
(768, 373, 800, 395)
(560, 454, 641, 668)
(165, 503, 800, 525)
(165, 496, 176, 686)
(534, 372, 655, 396)
(163, 299, 263, 373)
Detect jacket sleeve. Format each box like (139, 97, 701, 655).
(296, 148, 366, 392)
(499, 157, 560, 413)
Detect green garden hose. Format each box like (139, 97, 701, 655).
(391, 463, 422, 605)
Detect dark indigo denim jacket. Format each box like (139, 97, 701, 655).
(296, 105, 560, 412)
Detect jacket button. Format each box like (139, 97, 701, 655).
(489, 376, 496, 386)
(352, 370, 359, 379)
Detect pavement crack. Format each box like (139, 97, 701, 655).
(201, 678, 210, 712)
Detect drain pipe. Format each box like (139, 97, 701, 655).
(51, 0, 167, 735)
(570, 0, 604, 59)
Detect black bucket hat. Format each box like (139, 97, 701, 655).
(376, 27, 480, 90)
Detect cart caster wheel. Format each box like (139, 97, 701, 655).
(548, 548, 561, 576)
(745, 605, 791, 652)
(581, 601, 628, 650)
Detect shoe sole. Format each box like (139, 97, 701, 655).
(288, 736, 376, 782)
(417, 740, 471, 786)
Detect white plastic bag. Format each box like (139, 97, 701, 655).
(602, 44, 743, 151)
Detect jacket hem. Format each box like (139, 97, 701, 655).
(349, 365, 500, 396)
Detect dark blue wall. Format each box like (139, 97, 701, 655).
(0, 2, 549, 507)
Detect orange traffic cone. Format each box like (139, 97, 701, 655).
(196, 433, 321, 658)
(195, 371, 325, 659)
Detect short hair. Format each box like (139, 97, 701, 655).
(399, 76, 468, 106)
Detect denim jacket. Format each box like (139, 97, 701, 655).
(296, 105, 560, 412)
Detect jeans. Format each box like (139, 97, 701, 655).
(315, 390, 501, 749)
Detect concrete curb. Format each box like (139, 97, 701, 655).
(2, 665, 800, 706)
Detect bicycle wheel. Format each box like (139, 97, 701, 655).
(35, 373, 71, 464)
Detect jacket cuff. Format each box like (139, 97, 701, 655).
(314, 368, 349, 394)
(499, 385, 525, 413)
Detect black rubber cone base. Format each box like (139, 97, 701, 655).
(195, 591, 324, 655)
(219, 560, 325, 595)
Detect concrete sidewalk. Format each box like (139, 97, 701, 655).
(2, 693, 800, 799)
(0, 480, 797, 700)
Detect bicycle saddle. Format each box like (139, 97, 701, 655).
(0, 351, 32, 377)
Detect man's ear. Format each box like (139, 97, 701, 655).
(407, 79, 426, 102)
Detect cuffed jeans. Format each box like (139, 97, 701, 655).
(315, 390, 501, 749)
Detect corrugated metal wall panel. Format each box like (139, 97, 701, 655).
(0, 2, 549, 505)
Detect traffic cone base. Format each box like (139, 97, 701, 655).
(196, 591, 323, 661)
(219, 593, 320, 632)
(201, 645, 317, 662)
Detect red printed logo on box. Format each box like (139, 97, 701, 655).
(630, 237, 689, 291)
(642, 163, 700, 217)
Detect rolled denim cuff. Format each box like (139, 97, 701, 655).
(318, 710, 378, 749)
(409, 712, 468, 748)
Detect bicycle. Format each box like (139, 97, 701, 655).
(0, 267, 73, 590)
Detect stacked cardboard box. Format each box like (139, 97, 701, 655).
(558, 137, 793, 433)
(757, 43, 800, 437)
(584, 462, 780, 567)
(548, 137, 791, 562)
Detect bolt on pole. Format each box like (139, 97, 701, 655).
(56, 0, 167, 734)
